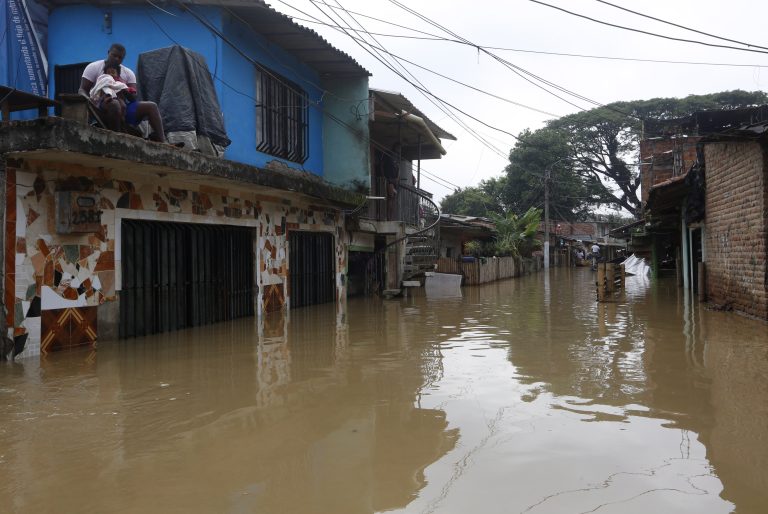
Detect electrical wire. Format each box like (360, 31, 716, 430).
(386, 0, 642, 121)
(307, 0, 509, 159)
(280, 0, 509, 162)
(285, 10, 768, 69)
(217, 1, 369, 104)
(286, 17, 561, 118)
(148, 4, 466, 193)
(388, 0, 590, 112)
(594, 0, 768, 52)
(487, 46, 768, 69)
(282, 0, 650, 158)
(530, 0, 768, 56)
(328, 0, 517, 157)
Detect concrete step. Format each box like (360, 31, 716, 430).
(382, 289, 402, 299)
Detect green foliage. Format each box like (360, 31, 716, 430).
(508, 90, 768, 218)
(487, 207, 543, 258)
(440, 176, 508, 217)
(463, 240, 481, 256)
(503, 129, 600, 221)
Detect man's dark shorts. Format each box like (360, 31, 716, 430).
(125, 100, 139, 126)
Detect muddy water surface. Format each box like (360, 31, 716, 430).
(1, 269, 767, 513)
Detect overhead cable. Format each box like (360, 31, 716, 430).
(150, 3, 464, 192)
(387, 0, 643, 121)
(313, 0, 510, 158)
(530, 0, 768, 56)
(305, 0, 511, 157)
(284, 13, 560, 117)
(286, 11, 768, 69)
(594, 0, 768, 51)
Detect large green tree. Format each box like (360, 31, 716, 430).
(513, 90, 768, 218)
(503, 128, 602, 221)
(440, 176, 508, 217)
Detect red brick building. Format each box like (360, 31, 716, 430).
(642, 107, 768, 320)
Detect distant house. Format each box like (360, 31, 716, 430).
(1, 0, 379, 359)
(639, 106, 768, 319)
(345, 89, 455, 296)
(438, 214, 496, 259)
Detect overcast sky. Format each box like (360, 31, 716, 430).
(269, 0, 768, 203)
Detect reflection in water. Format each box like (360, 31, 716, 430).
(1, 269, 767, 513)
(0, 301, 457, 514)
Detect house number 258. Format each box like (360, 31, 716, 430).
(71, 209, 103, 225)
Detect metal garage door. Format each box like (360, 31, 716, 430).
(289, 231, 335, 308)
(120, 220, 254, 338)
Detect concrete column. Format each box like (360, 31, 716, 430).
(0, 158, 5, 332)
(681, 214, 690, 290)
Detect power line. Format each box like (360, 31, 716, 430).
(148, 3, 460, 192)
(594, 0, 768, 52)
(286, 11, 768, 69)
(304, 0, 510, 158)
(284, 14, 561, 117)
(487, 46, 768, 69)
(279, 0, 509, 165)
(420, 168, 462, 190)
(311, 0, 510, 159)
(530, 0, 768, 56)
(295, 0, 595, 114)
(387, 0, 591, 113)
(386, 0, 643, 121)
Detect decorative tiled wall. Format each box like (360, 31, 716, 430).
(6, 159, 348, 359)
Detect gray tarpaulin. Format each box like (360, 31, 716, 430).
(137, 45, 231, 149)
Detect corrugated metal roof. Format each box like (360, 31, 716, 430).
(43, 0, 369, 77)
(371, 88, 457, 141)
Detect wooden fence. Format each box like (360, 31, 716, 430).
(436, 256, 544, 285)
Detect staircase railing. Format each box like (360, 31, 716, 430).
(363, 183, 441, 294)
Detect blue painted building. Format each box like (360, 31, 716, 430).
(4, 0, 371, 187)
(1, 0, 383, 360)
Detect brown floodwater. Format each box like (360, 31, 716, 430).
(1, 268, 767, 514)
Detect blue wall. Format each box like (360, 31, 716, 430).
(220, 13, 323, 174)
(46, 4, 330, 176)
(321, 77, 370, 189)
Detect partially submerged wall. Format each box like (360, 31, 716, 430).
(5, 157, 348, 359)
(704, 141, 768, 319)
(436, 256, 544, 285)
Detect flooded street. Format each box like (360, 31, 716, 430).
(1, 269, 767, 514)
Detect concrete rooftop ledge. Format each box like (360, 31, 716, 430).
(0, 117, 364, 208)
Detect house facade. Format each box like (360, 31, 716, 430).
(345, 89, 455, 296)
(1, 0, 376, 359)
(45, 0, 370, 186)
(640, 106, 768, 319)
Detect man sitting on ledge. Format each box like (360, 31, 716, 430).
(78, 43, 167, 143)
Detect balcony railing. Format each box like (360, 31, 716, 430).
(366, 177, 433, 225)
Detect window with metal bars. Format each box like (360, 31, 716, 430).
(255, 68, 308, 163)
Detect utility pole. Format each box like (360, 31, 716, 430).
(544, 166, 550, 269)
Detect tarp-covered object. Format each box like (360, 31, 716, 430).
(137, 45, 230, 149)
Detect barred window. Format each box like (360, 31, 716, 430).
(255, 68, 308, 163)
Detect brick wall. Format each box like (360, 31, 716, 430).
(640, 137, 700, 204)
(704, 141, 768, 319)
(542, 221, 595, 237)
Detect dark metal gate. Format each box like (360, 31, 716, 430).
(289, 231, 335, 308)
(120, 220, 254, 338)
